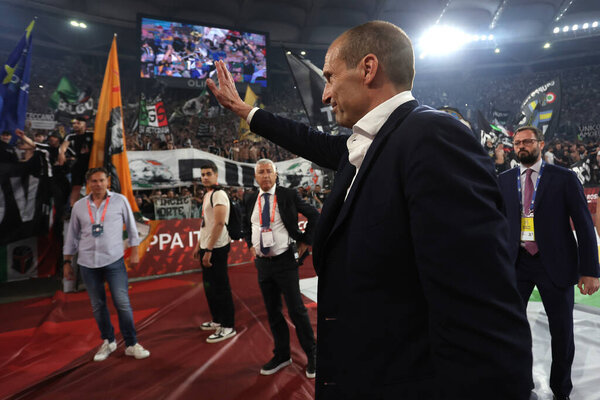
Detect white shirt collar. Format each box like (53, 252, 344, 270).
(87, 190, 113, 200)
(258, 184, 276, 197)
(519, 158, 543, 175)
(352, 90, 415, 138)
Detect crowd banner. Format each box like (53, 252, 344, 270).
(579, 123, 600, 140)
(138, 93, 170, 136)
(154, 197, 192, 220)
(0, 163, 57, 282)
(128, 149, 325, 189)
(517, 78, 561, 139)
(25, 113, 56, 130)
(284, 51, 336, 134)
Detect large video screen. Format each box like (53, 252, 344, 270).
(139, 16, 267, 87)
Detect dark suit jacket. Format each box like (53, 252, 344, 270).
(250, 103, 533, 400)
(242, 186, 319, 250)
(498, 163, 599, 286)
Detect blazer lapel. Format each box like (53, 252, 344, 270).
(533, 165, 548, 212)
(311, 161, 355, 273)
(327, 100, 419, 239)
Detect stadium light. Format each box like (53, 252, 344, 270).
(553, 27, 560, 33)
(593, 21, 599, 28)
(494, 48, 500, 53)
(572, 24, 579, 31)
(300, 51, 306, 56)
(562, 26, 569, 32)
(582, 23, 589, 29)
(419, 26, 470, 56)
(38, 85, 43, 88)
(488, 34, 494, 40)
(543, 42, 551, 49)
(69, 19, 87, 29)
(286, 51, 291, 55)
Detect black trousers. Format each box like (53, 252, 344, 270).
(200, 244, 235, 328)
(516, 248, 574, 398)
(255, 250, 316, 361)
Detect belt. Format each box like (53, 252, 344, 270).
(256, 249, 292, 261)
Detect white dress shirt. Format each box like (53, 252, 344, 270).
(344, 90, 415, 198)
(251, 184, 290, 257)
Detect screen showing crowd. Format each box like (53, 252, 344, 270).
(140, 17, 267, 87)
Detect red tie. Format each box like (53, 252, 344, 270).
(523, 169, 539, 255)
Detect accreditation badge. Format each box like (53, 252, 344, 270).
(520, 216, 535, 241)
(260, 228, 275, 247)
(92, 224, 104, 237)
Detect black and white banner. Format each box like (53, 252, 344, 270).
(128, 149, 326, 190)
(0, 163, 52, 246)
(154, 197, 193, 220)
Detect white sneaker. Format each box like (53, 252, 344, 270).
(206, 327, 237, 343)
(125, 343, 150, 359)
(93, 339, 117, 362)
(200, 321, 221, 331)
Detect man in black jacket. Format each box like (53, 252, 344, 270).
(243, 158, 319, 378)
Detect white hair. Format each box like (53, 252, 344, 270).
(255, 158, 277, 173)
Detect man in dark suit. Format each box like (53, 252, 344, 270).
(243, 158, 319, 378)
(498, 126, 600, 400)
(208, 21, 533, 400)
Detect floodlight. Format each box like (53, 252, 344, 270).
(488, 34, 494, 40)
(70, 20, 79, 27)
(419, 26, 470, 56)
(543, 42, 551, 49)
(553, 27, 560, 33)
(480, 35, 487, 41)
(582, 23, 589, 29)
(79, 22, 87, 29)
(494, 48, 500, 53)
(562, 26, 569, 32)
(572, 24, 578, 31)
(286, 51, 291, 55)
(593, 21, 599, 28)
(300, 51, 306, 56)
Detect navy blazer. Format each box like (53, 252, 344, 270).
(251, 103, 533, 400)
(242, 185, 319, 249)
(498, 164, 599, 286)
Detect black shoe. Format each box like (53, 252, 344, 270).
(260, 356, 292, 375)
(306, 353, 316, 379)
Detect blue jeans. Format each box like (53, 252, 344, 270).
(79, 258, 137, 347)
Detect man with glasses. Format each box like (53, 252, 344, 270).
(499, 126, 600, 400)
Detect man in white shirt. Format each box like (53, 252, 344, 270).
(242, 159, 319, 378)
(193, 162, 236, 343)
(63, 167, 150, 362)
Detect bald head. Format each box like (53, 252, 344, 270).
(335, 21, 415, 91)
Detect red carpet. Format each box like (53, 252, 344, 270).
(0, 259, 318, 400)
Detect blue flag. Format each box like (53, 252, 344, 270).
(0, 19, 35, 143)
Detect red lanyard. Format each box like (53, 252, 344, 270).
(87, 195, 110, 225)
(258, 193, 277, 225)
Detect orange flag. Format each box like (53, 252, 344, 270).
(89, 35, 139, 212)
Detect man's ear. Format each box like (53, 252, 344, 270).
(361, 54, 379, 85)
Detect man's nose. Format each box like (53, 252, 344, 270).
(322, 84, 331, 105)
